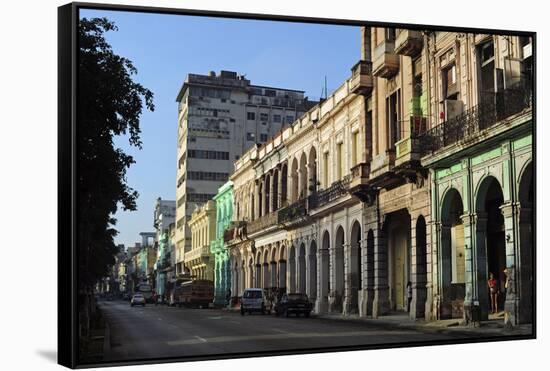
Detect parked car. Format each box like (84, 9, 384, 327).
(274, 293, 312, 317)
(241, 288, 270, 315)
(122, 293, 131, 301)
(130, 293, 146, 307)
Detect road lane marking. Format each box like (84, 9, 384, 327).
(194, 336, 207, 343)
(166, 330, 415, 346)
(272, 329, 287, 333)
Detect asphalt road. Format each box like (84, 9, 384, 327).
(98, 300, 486, 362)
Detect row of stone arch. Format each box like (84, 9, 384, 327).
(229, 161, 532, 322)
(437, 162, 533, 322)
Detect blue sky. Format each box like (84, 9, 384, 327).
(80, 8, 359, 247)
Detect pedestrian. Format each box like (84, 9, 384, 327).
(488, 272, 498, 314)
(406, 281, 413, 313)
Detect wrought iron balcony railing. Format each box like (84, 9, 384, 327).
(222, 221, 247, 243)
(419, 80, 532, 156)
(247, 211, 278, 235)
(278, 198, 308, 224)
(309, 175, 352, 210)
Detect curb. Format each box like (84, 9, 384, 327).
(309, 314, 515, 337)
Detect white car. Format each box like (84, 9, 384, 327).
(130, 293, 146, 307)
(241, 288, 270, 315)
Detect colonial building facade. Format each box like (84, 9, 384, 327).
(186, 200, 217, 280)
(223, 27, 533, 326)
(211, 181, 234, 306)
(417, 32, 533, 325)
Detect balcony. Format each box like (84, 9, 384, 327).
(395, 116, 427, 166)
(419, 80, 532, 157)
(184, 245, 210, 263)
(309, 175, 352, 210)
(223, 221, 247, 243)
(348, 162, 377, 204)
(372, 40, 400, 78)
(394, 29, 423, 57)
(247, 211, 278, 235)
(278, 198, 310, 229)
(349, 60, 373, 96)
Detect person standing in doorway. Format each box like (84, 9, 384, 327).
(406, 281, 413, 313)
(488, 272, 498, 314)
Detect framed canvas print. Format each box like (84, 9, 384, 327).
(58, 2, 536, 368)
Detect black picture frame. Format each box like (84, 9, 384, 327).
(58, 2, 536, 368)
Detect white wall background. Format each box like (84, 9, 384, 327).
(0, 0, 546, 370)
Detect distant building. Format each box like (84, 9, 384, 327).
(154, 198, 176, 241)
(153, 198, 176, 296)
(174, 70, 316, 274)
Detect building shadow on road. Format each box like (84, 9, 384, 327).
(36, 350, 57, 363)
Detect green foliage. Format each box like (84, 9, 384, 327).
(77, 17, 154, 288)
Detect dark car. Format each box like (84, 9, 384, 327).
(274, 293, 313, 317)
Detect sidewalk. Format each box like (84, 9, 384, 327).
(313, 311, 532, 337)
(223, 304, 531, 337)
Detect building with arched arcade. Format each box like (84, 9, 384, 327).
(221, 27, 533, 326)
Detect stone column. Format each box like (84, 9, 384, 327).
(460, 213, 475, 324)
(409, 217, 427, 320)
(254, 181, 260, 219)
(500, 202, 520, 325)
(372, 225, 390, 318)
(361, 234, 375, 317)
(288, 170, 294, 203)
(239, 265, 244, 297)
(439, 223, 453, 319)
(296, 251, 303, 293)
(306, 251, 317, 303)
(473, 212, 489, 321)
(262, 177, 269, 215)
(343, 243, 358, 315)
(518, 207, 533, 324)
(316, 247, 329, 313)
(427, 221, 441, 320)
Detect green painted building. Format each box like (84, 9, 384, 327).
(420, 81, 533, 325)
(211, 181, 234, 306)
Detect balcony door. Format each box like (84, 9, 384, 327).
(386, 89, 401, 149)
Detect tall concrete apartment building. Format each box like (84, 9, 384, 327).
(174, 70, 316, 274)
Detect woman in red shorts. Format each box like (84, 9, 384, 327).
(488, 272, 498, 314)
